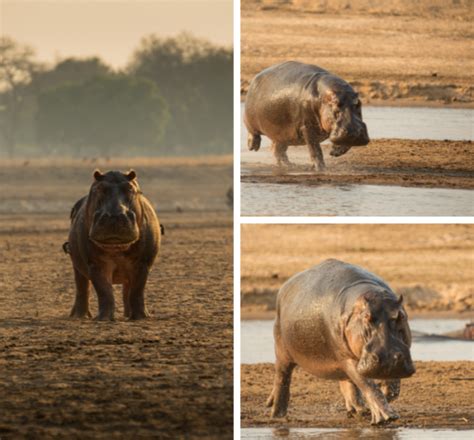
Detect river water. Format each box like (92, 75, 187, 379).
(241, 319, 474, 364)
(241, 427, 474, 439)
(240, 104, 474, 216)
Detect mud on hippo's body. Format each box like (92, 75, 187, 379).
(244, 61, 370, 170)
(267, 259, 415, 425)
(66, 169, 161, 321)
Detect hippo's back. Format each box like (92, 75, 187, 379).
(244, 61, 329, 137)
(276, 259, 392, 368)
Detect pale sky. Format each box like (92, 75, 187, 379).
(0, 0, 233, 68)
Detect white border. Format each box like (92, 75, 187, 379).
(233, 0, 241, 438)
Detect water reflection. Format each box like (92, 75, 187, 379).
(241, 427, 474, 439)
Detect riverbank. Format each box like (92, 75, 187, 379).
(241, 224, 474, 318)
(241, 139, 474, 190)
(241, 362, 474, 429)
(241, 0, 474, 107)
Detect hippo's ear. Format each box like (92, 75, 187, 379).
(322, 90, 338, 104)
(397, 294, 404, 306)
(93, 169, 104, 181)
(126, 169, 137, 181)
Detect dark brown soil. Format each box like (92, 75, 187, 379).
(241, 362, 474, 429)
(241, 139, 474, 189)
(0, 159, 233, 439)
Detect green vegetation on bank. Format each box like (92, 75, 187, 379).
(0, 33, 232, 157)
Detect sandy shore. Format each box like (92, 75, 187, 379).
(241, 139, 474, 189)
(241, 362, 474, 429)
(241, 0, 474, 107)
(241, 224, 474, 319)
(0, 159, 233, 438)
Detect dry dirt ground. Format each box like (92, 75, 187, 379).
(241, 224, 474, 319)
(241, 362, 474, 429)
(241, 139, 474, 189)
(241, 0, 474, 106)
(0, 158, 233, 439)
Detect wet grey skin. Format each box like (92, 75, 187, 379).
(244, 61, 370, 171)
(267, 259, 415, 425)
(66, 169, 161, 321)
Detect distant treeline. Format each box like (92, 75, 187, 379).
(0, 33, 232, 157)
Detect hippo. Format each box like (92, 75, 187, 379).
(244, 61, 370, 170)
(267, 259, 415, 425)
(66, 169, 161, 321)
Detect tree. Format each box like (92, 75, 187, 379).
(128, 33, 233, 154)
(0, 36, 39, 156)
(37, 74, 169, 155)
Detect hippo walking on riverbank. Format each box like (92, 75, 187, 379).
(66, 169, 161, 321)
(267, 259, 415, 425)
(244, 61, 370, 170)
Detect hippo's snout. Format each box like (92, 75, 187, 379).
(357, 347, 415, 379)
(330, 122, 369, 147)
(90, 208, 139, 245)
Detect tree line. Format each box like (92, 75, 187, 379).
(0, 33, 232, 157)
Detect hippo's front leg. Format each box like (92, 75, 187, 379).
(89, 265, 115, 321)
(272, 142, 292, 168)
(339, 380, 366, 417)
(128, 266, 151, 320)
(302, 126, 325, 171)
(70, 267, 92, 319)
(379, 379, 401, 402)
(344, 361, 399, 425)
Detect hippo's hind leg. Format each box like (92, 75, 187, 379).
(272, 142, 292, 168)
(89, 266, 115, 321)
(267, 358, 295, 418)
(70, 267, 92, 319)
(379, 379, 401, 402)
(248, 132, 261, 151)
(339, 380, 367, 417)
(267, 320, 295, 418)
(128, 267, 151, 320)
(122, 282, 131, 318)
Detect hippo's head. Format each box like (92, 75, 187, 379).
(343, 291, 415, 380)
(86, 170, 142, 249)
(318, 79, 370, 148)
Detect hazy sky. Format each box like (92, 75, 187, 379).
(0, 0, 233, 68)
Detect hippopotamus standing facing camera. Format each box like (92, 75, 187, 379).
(244, 61, 370, 170)
(267, 259, 415, 425)
(66, 169, 161, 321)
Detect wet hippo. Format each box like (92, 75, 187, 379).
(66, 169, 161, 321)
(244, 61, 370, 170)
(267, 259, 415, 425)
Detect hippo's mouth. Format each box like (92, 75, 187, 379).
(90, 237, 138, 251)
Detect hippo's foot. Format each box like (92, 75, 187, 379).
(309, 163, 326, 173)
(369, 404, 399, 425)
(69, 305, 92, 319)
(94, 310, 115, 321)
(129, 309, 151, 320)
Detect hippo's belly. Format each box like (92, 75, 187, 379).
(281, 317, 348, 380)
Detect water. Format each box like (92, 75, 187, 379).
(241, 319, 474, 364)
(241, 427, 474, 439)
(240, 104, 474, 216)
(241, 182, 474, 216)
(240, 104, 474, 150)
